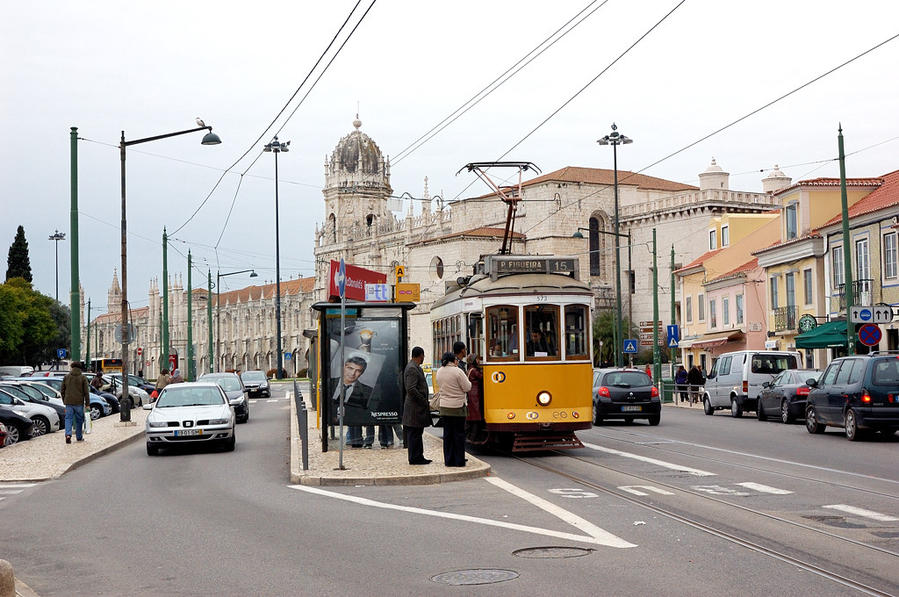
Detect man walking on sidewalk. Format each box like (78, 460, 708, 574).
(61, 362, 91, 443)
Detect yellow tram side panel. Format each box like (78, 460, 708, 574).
(481, 362, 593, 425)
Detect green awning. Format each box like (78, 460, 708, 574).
(795, 320, 848, 349)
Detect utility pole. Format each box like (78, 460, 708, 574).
(838, 125, 855, 355)
(49, 230, 66, 302)
(69, 126, 81, 361)
(187, 251, 193, 381)
(85, 299, 91, 368)
(652, 229, 660, 383)
(207, 270, 213, 373)
(263, 136, 289, 379)
(162, 228, 170, 370)
(670, 244, 676, 378)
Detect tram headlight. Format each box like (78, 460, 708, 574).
(536, 390, 552, 406)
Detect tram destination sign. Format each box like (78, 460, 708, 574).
(486, 255, 578, 279)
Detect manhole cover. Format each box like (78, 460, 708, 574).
(513, 546, 595, 559)
(431, 569, 519, 586)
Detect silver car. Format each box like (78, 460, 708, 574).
(143, 382, 235, 455)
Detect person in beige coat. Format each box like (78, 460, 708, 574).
(435, 351, 471, 467)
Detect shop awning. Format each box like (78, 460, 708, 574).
(795, 320, 847, 349)
(680, 330, 744, 349)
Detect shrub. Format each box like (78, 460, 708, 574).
(266, 368, 277, 379)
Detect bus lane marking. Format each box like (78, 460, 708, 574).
(288, 481, 636, 549)
(581, 442, 716, 477)
(618, 485, 675, 497)
(822, 505, 899, 522)
(736, 482, 793, 495)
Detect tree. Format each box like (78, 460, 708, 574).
(592, 311, 636, 367)
(6, 225, 32, 282)
(0, 278, 56, 366)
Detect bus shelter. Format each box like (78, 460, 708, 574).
(311, 301, 415, 452)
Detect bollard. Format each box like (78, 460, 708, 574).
(0, 559, 15, 597)
(293, 380, 309, 471)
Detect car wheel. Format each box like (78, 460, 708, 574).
(731, 398, 743, 418)
(5, 425, 20, 446)
(806, 406, 825, 434)
(845, 409, 862, 442)
(90, 405, 102, 420)
(756, 402, 766, 421)
(592, 401, 602, 425)
(703, 397, 714, 415)
(146, 443, 159, 456)
(31, 416, 50, 436)
(780, 400, 794, 424)
(647, 414, 660, 426)
(223, 431, 236, 452)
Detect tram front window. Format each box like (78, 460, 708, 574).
(487, 306, 518, 360)
(524, 305, 559, 359)
(564, 304, 590, 361)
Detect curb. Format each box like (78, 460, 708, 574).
(59, 431, 145, 479)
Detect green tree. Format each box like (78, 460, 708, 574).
(592, 311, 636, 366)
(6, 225, 33, 282)
(0, 278, 56, 366)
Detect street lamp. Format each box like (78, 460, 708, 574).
(263, 136, 289, 379)
(216, 269, 257, 371)
(118, 122, 221, 421)
(597, 123, 633, 367)
(48, 230, 65, 302)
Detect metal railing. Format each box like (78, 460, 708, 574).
(773, 305, 797, 332)
(837, 278, 873, 310)
(292, 379, 308, 471)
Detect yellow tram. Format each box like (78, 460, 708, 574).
(430, 255, 594, 451)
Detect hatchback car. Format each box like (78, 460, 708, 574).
(143, 382, 236, 455)
(757, 369, 820, 424)
(0, 404, 35, 445)
(0, 383, 66, 433)
(806, 353, 899, 441)
(240, 370, 270, 398)
(198, 373, 250, 423)
(592, 368, 661, 425)
(0, 388, 61, 436)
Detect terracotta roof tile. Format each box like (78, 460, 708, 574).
(709, 258, 759, 282)
(775, 176, 883, 196)
(822, 169, 899, 226)
(218, 277, 315, 306)
(674, 248, 724, 274)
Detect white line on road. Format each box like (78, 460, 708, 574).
(618, 485, 675, 496)
(267, 399, 279, 403)
(822, 504, 899, 522)
(0, 483, 37, 489)
(582, 442, 716, 477)
(484, 477, 635, 547)
(736, 482, 793, 495)
(288, 483, 636, 548)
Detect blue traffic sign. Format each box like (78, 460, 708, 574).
(667, 324, 680, 343)
(858, 323, 882, 347)
(57, 348, 67, 359)
(337, 258, 346, 299)
(623, 339, 638, 354)
(284, 352, 292, 361)
(667, 337, 679, 348)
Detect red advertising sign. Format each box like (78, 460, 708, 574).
(328, 260, 387, 301)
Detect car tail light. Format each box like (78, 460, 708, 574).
(888, 394, 894, 403)
(598, 387, 611, 398)
(651, 386, 659, 398)
(861, 390, 872, 403)
(795, 386, 810, 396)
(742, 381, 748, 393)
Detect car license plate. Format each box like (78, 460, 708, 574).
(621, 405, 642, 412)
(175, 429, 203, 437)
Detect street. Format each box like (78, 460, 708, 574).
(2, 385, 897, 596)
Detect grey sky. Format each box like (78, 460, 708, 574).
(2, 0, 897, 316)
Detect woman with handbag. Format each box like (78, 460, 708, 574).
(435, 351, 471, 467)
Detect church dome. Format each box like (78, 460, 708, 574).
(329, 116, 385, 175)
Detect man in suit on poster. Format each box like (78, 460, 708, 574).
(330, 355, 374, 446)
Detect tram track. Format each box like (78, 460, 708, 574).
(505, 450, 899, 597)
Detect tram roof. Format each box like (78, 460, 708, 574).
(431, 272, 592, 309)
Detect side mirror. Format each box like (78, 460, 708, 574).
(142, 403, 153, 410)
(805, 378, 818, 388)
(229, 397, 242, 405)
(706, 371, 716, 379)
(761, 381, 771, 389)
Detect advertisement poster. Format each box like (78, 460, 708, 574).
(326, 316, 402, 425)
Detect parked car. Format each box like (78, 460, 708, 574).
(90, 385, 120, 413)
(0, 388, 60, 436)
(806, 353, 899, 441)
(108, 373, 155, 395)
(23, 376, 63, 393)
(0, 405, 34, 445)
(143, 382, 236, 455)
(198, 373, 249, 423)
(0, 365, 35, 377)
(757, 369, 821, 424)
(88, 394, 112, 419)
(0, 382, 67, 430)
(0, 422, 7, 447)
(19, 381, 64, 405)
(592, 368, 661, 425)
(703, 350, 801, 417)
(100, 375, 149, 406)
(240, 370, 270, 398)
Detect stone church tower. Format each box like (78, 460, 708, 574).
(107, 269, 121, 314)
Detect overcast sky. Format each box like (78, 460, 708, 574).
(2, 0, 898, 317)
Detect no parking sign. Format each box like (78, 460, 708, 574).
(858, 323, 882, 347)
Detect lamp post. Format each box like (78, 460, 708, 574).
(263, 135, 289, 379)
(48, 230, 66, 302)
(119, 123, 221, 421)
(597, 123, 632, 367)
(573, 226, 632, 367)
(207, 270, 213, 373)
(216, 269, 257, 372)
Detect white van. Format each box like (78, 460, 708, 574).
(702, 350, 801, 418)
(0, 365, 35, 378)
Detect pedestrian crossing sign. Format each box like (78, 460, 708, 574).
(623, 339, 638, 354)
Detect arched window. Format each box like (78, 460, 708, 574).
(366, 214, 376, 227)
(589, 217, 601, 276)
(327, 213, 337, 243)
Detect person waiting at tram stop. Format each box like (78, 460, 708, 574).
(435, 351, 471, 467)
(402, 346, 432, 465)
(465, 354, 487, 444)
(453, 341, 467, 372)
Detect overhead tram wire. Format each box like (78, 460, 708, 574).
(171, 0, 372, 237)
(518, 30, 899, 237)
(391, 0, 611, 165)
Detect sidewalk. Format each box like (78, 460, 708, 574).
(289, 383, 491, 486)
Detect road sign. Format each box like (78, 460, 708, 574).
(667, 337, 679, 348)
(858, 323, 882, 347)
(284, 352, 292, 361)
(850, 306, 873, 323)
(623, 339, 638, 354)
(394, 265, 406, 281)
(137, 347, 143, 356)
(114, 324, 135, 344)
(337, 258, 346, 299)
(57, 348, 67, 359)
(667, 324, 679, 342)
(365, 283, 390, 302)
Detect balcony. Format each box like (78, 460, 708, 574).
(774, 305, 797, 332)
(837, 279, 873, 310)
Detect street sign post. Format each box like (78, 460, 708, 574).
(284, 352, 292, 361)
(850, 305, 893, 324)
(57, 348, 67, 359)
(858, 323, 882, 347)
(623, 339, 638, 354)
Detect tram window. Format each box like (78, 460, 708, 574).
(564, 305, 590, 361)
(486, 306, 518, 361)
(524, 305, 559, 360)
(468, 314, 483, 358)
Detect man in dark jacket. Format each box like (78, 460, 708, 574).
(402, 346, 431, 465)
(61, 362, 91, 443)
(687, 365, 705, 405)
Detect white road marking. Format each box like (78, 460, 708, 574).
(486, 477, 633, 547)
(691, 485, 751, 497)
(822, 505, 899, 522)
(736, 482, 793, 495)
(618, 485, 675, 496)
(288, 482, 636, 548)
(582, 442, 716, 477)
(548, 488, 598, 498)
(267, 399, 278, 403)
(0, 483, 37, 489)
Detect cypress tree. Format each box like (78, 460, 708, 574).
(6, 225, 33, 282)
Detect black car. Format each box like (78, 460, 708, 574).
(806, 353, 899, 441)
(240, 370, 271, 398)
(198, 373, 250, 423)
(0, 405, 34, 445)
(90, 385, 120, 413)
(757, 369, 820, 424)
(592, 368, 661, 425)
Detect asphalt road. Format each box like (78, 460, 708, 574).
(2, 393, 897, 596)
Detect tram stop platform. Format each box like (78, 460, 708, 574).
(289, 383, 491, 486)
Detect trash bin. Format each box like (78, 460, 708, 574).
(661, 379, 675, 403)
